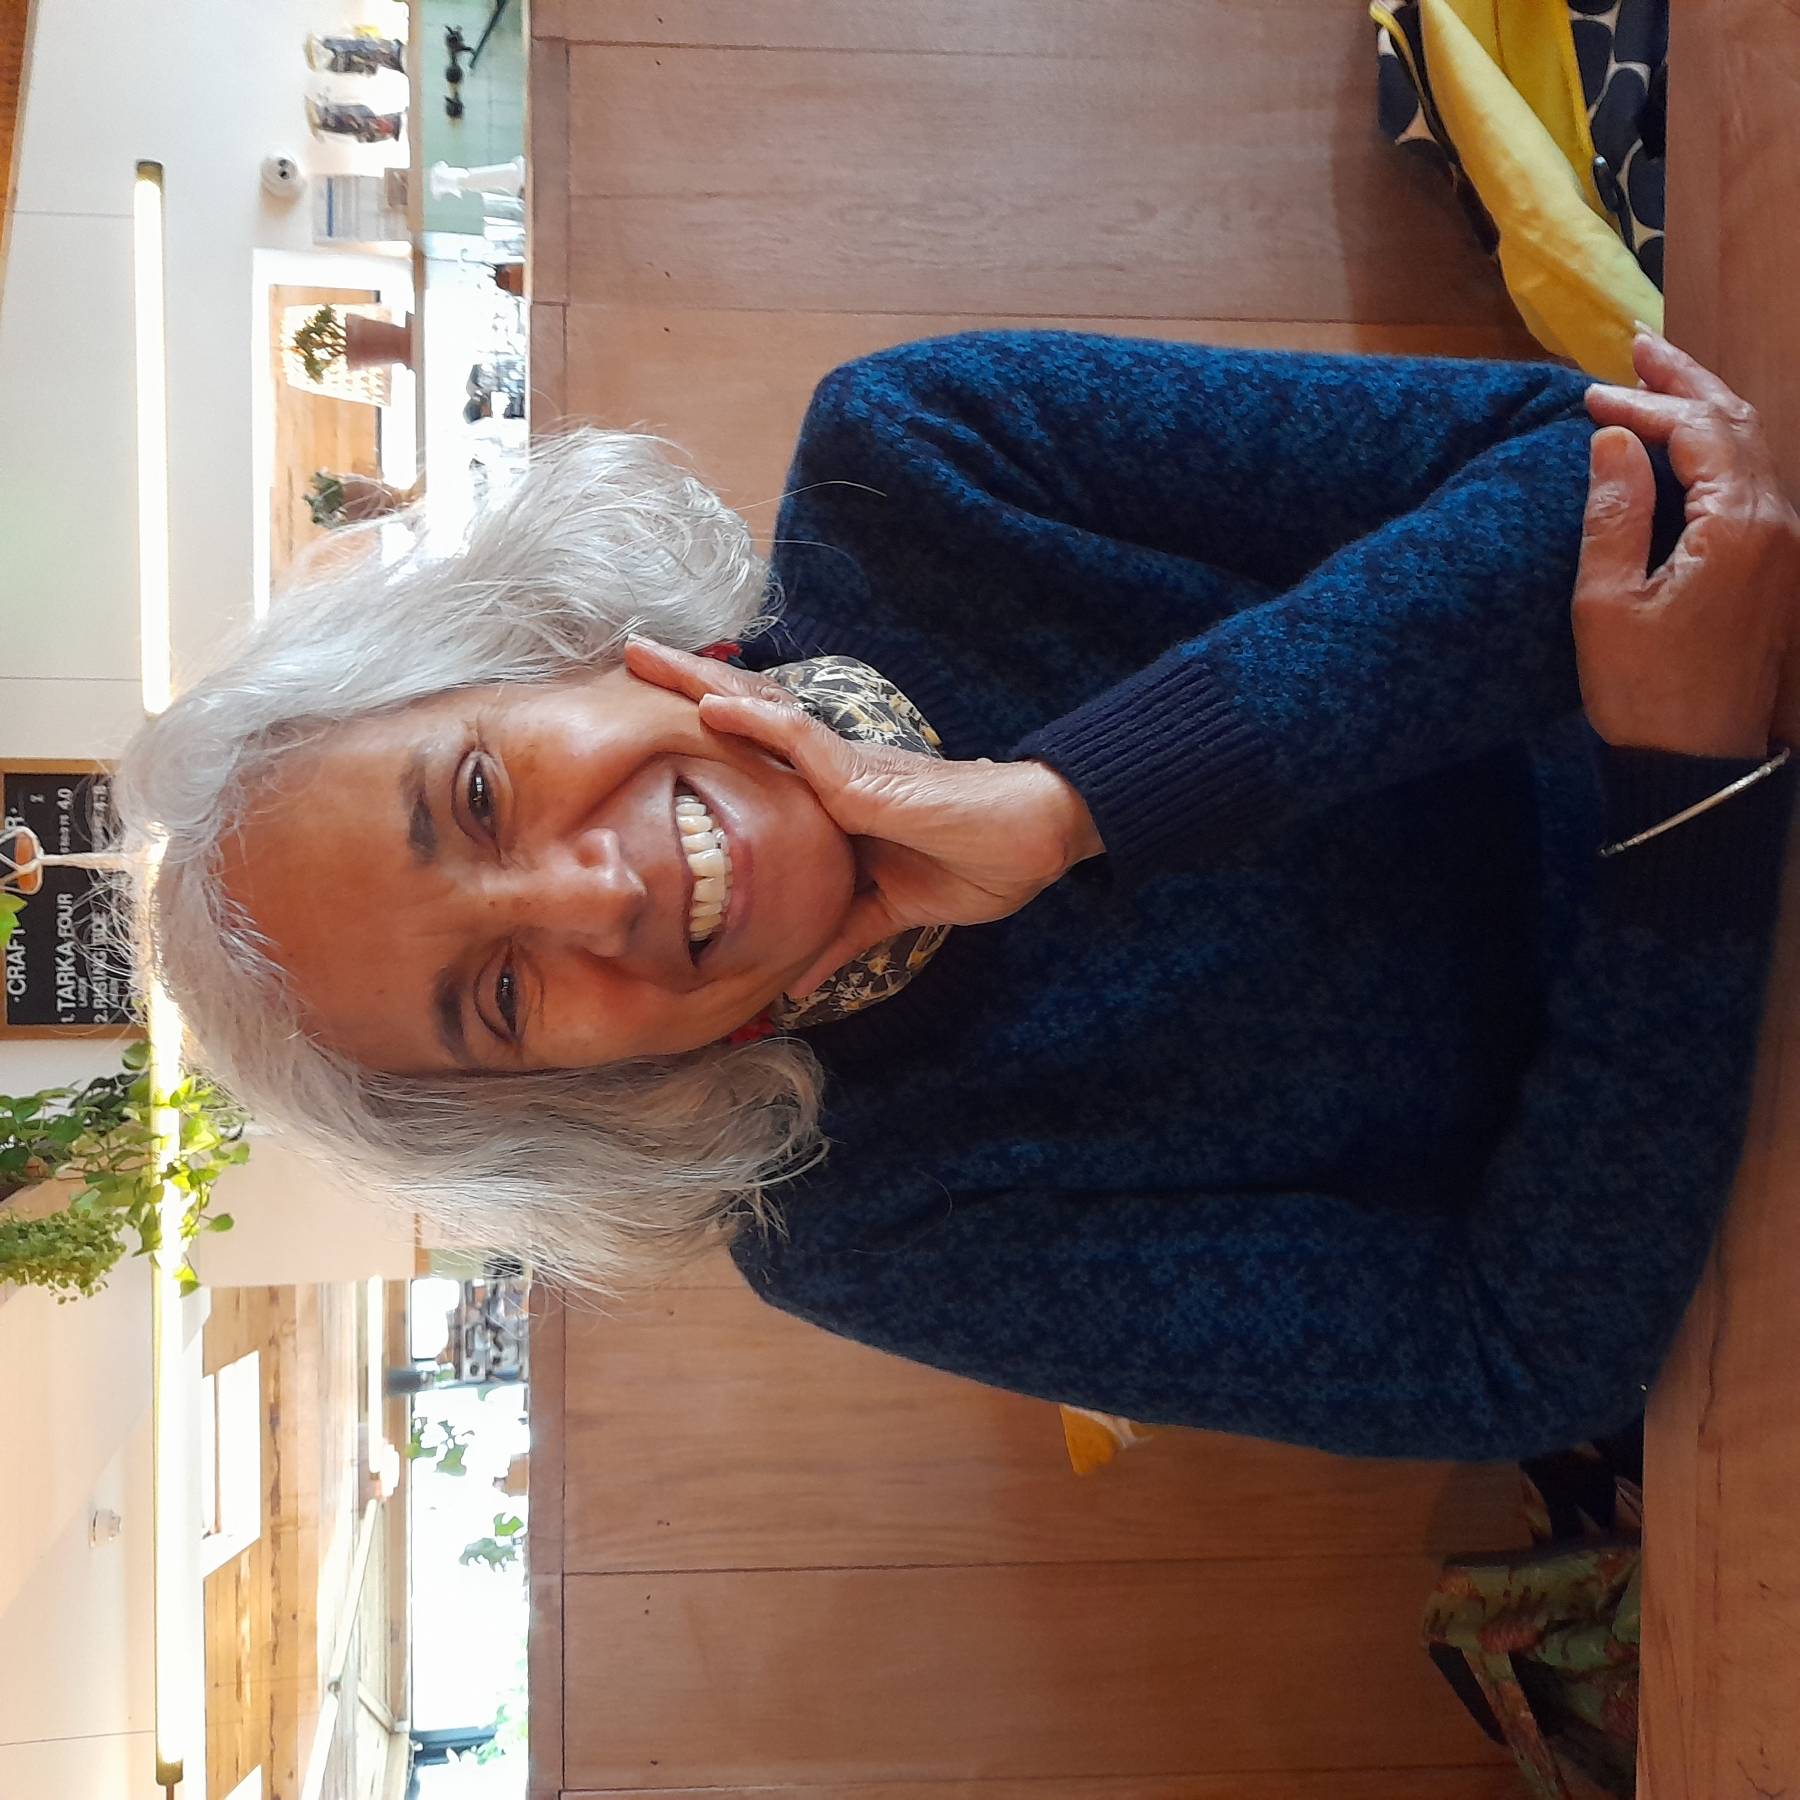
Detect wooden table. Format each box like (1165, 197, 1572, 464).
(1637, 6, 1800, 1794)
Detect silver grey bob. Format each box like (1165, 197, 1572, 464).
(112, 429, 825, 1293)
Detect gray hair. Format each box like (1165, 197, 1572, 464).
(112, 428, 826, 1294)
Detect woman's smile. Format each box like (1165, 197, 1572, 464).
(219, 661, 857, 1073)
(673, 775, 746, 958)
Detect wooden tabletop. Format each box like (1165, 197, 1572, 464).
(1638, 6, 1800, 1794)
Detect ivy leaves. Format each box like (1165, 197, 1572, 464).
(459, 1513, 526, 1572)
(0, 1041, 249, 1301)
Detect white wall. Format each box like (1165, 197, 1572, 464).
(0, 1268, 214, 1797)
(1, 0, 407, 1101)
(1, 15, 417, 1788)
(195, 1134, 420, 1287)
(0, 1273, 157, 1797)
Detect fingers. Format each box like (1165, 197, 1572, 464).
(695, 690, 818, 760)
(694, 690, 880, 826)
(1583, 383, 1709, 447)
(1589, 330, 1762, 462)
(621, 636, 795, 709)
(1630, 327, 1744, 410)
(1574, 427, 1657, 604)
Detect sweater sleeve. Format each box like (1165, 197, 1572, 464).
(732, 743, 1794, 1462)
(796, 330, 1660, 891)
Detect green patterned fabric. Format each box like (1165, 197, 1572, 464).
(1423, 1437, 1644, 1798)
(755, 654, 951, 1031)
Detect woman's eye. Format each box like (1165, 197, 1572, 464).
(466, 757, 497, 833)
(494, 962, 520, 1037)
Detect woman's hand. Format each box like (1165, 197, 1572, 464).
(1576, 330, 1800, 759)
(622, 637, 1104, 999)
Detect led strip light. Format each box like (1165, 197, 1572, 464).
(135, 157, 189, 1798)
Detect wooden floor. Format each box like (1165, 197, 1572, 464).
(524, 4, 1558, 1796)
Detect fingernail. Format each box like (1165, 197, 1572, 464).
(1632, 319, 1657, 341)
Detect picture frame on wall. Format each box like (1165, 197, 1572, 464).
(1, 758, 138, 1039)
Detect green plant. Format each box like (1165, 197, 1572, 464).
(306, 471, 348, 527)
(0, 1207, 129, 1301)
(290, 304, 347, 383)
(406, 1415, 472, 1475)
(460, 1512, 525, 1572)
(0, 1040, 248, 1301)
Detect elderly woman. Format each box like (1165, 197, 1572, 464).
(118, 328, 1798, 1460)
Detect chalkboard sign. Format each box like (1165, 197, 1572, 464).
(2, 761, 137, 1037)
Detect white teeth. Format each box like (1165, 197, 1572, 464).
(676, 784, 733, 944)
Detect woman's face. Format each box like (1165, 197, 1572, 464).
(223, 665, 858, 1072)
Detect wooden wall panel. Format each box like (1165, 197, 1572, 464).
(526, 34, 569, 307)
(0, 0, 31, 286)
(530, 300, 566, 429)
(267, 284, 383, 590)
(203, 1286, 324, 1800)
(1640, 18, 1800, 1797)
(557, 306, 1542, 549)
(560, 36, 1512, 327)
(562, 1559, 1497, 1789)
(563, 1280, 1518, 1576)
(532, 7, 1538, 1796)
(542, 0, 1359, 54)
(564, 1776, 1526, 1800)
(529, 1289, 567, 1800)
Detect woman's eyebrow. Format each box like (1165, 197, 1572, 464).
(403, 752, 438, 864)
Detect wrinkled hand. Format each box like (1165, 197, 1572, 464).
(1577, 330, 1800, 758)
(622, 638, 1103, 999)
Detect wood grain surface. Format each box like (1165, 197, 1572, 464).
(528, 1286, 567, 1800)
(1638, 13, 1800, 1798)
(0, 0, 31, 286)
(557, 32, 1512, 327)
(528, 5, 1540, 1795)
(555, 306, 1542, 551)
(562, 1558, 1498, 1790)
(559, 1777, 1529, 1800)
(562, 1279, 1519, 1576)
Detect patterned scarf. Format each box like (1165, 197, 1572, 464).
(754, 655, 952, 1031)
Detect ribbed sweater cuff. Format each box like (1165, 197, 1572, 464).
(1009, 648, 1279, 886)
(1593, 741, 1795, 941)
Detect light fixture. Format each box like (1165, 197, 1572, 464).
(149, 955, 190, 1792)
(135, 156, 187, 1797)
(134, 161, 171, 718)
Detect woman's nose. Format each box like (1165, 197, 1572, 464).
(492, 829, 647, 953)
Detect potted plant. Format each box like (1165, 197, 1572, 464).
(289, 303, 415, 383)
(307, 468, 425, 529)
(1, 1039, 249, 1302)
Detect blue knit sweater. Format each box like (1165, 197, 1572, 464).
(727, 330, 1794, 1461)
